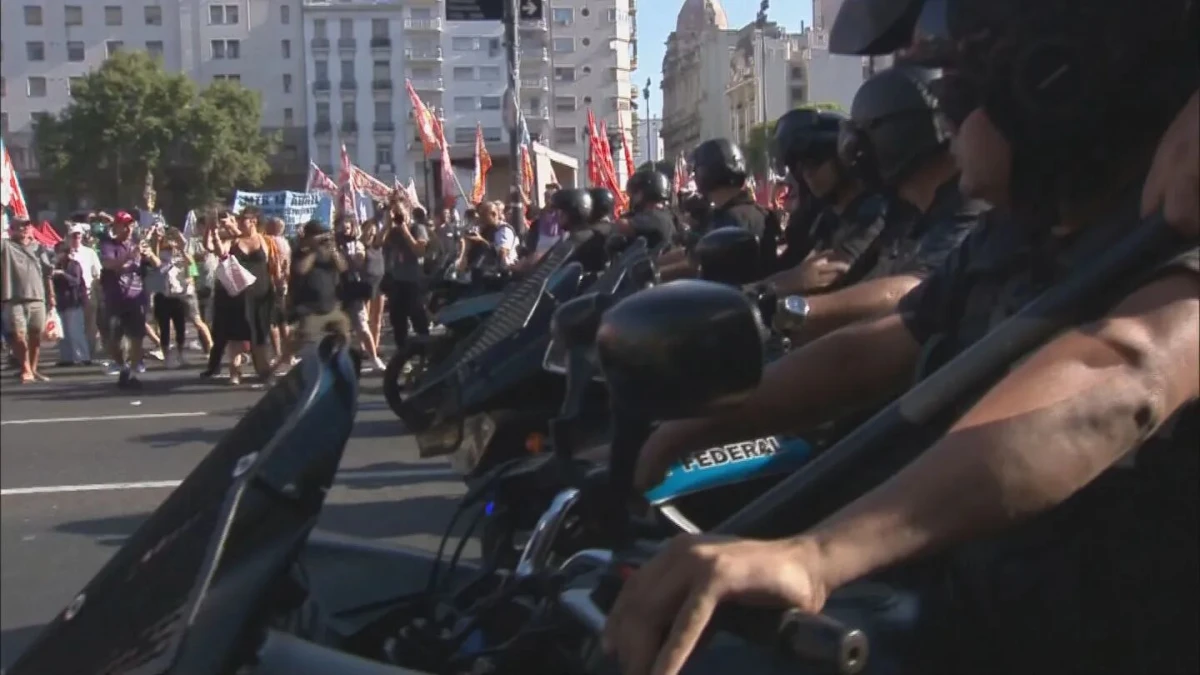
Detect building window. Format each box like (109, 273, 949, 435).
(314, 60, 329, 80)
(283, 74, 293, 93)
(410, 7, 433, 19)
(212, 74, 241, 82)
(344, 143, 357, 161)
(146, 41, 164, 58)
(453, 127, 474, 145)
(553, 67, 576, 83)
(24, 5, 43, 25)
(488, 38, 502, 56)
(554, 96, 576, 112)
(341, 101, 355, 121)
(606, 9, 619, 22)
(372, 60, 390, 80)
(482, 127, 503, 142)
(284, 108, 294, 126)
(28, 77, 47, 97)
(282, 39, 291, 58)
(316, 102, 330, 122)
(211, 40, 241, 59)
(479, 96, 502, 111)
(145, 5, 163, 25)
(613, 98, 631, 111)
(371, 18, 389, 38)
(451, 37, 476, 52)
(316, 143, 331, 165)
(26, 42, 45, 62)
(553, 38, 575, 53)
(280, 5, 291, 24)
(65, 5, 83, 26)
(376, 144, 393, 165)
(105, 5, 123, 25)
(410, 66, 435, 79)
(453, 96, 475, 112)
(551, 8, 573, 25)
(478, 66, 501, 81)
(0, 114, 7, 132)
(452, 67, 474, 81)
(0, 78, 5, 97)
(68, 77, 85, 95)
(553, 126, 577, 145)
(106, 41, 124, 57)
(313, 19, 327, 38)
(339, 18, 353, 38)
(340, 59, 354, 80)
(209, 4, 239, 25)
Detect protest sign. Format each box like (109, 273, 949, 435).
(231, 191, 325, 233)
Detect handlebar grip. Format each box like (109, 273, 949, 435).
(716, 606, 868, 675)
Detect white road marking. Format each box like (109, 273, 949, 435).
(0, 467, 458, 496)
(0, 412, 209, 426)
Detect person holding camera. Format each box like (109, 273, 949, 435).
(335, 214, 387, 371)
(272, 219, 351, 374)
(381, 194, 431, 354)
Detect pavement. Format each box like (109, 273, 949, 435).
(0, 347, 471, 668)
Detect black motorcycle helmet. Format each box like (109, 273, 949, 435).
(840, 66, 950, 186)
(772, 108, 847, 176)
(587, 188, 616, 223)
(690, 139, 748, 195)
(626, 170, 672, 205)
(550, 188, 593, 230)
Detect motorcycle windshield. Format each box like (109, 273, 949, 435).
(434, 292, 505, 326)
(644, 436, 815, 505)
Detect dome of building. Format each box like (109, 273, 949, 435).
(675, 0, 728, 33)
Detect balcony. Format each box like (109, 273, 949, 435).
(310, 37, 330, 52)
(525, 106, 550, 120)
(377, 163, 394, 175)
(372, 79, 393, 92)
(520, 47, 549, 63)
(340, 79, 357, 92)
(404, 18, 443, 31)
(374, 121, 396, 132)
(519, 19, 548, 32)
(314, 119, 332, 134)
(520, 76, 549, 90)
(404, 47, 443, 62)
(370, 37, 392, 52)
(410, 77, 445, 92)
(338, 38, 357, 52)
(341, 121, 359, 133)
(312, 79, 331, 94)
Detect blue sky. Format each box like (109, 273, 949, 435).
(634, 0, 815, 118)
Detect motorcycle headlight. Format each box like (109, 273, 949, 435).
(448, 413, 498, 474)
(415, 418, 463, 458)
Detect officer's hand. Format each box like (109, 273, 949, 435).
(1142, 89, 1198, 239)
(798, 252, 851, 290)
(634, 419, 711, 492)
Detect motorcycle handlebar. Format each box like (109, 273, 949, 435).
(715, 605, 868, 675)
(255, 629, 436, 675)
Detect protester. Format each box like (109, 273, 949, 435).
(382, 199, 431, 354)
(273, 219, 350, 373)
(98, 211, 151, 389)
(261, 216, 291, 363)
(148, 225, 207, 368)
(66, 223, 102, 357)
(209, 207, 273, 385)
(52, 241, 91, 366)
(1, 217, 56, 383)
(336, 215, 387, 371)
(361, 218, 388, 354)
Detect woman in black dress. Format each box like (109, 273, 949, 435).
(209, 207, 273, 384)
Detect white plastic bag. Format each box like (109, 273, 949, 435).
(216, 255, 257, 296)
(43, 308, 63, 342)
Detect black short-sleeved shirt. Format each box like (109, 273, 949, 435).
(289, 244, 341, 316)
(896, 196, 1199, 673)
(567, 222, 614, 274)
(861, 178, 985, 282)
(710, 193, 782, 276)
(628, 207, 679, 251)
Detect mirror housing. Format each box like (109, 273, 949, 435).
(596, 280, 765, 420)
(553, 293, 617, 350)
(693, 227, 762, 286)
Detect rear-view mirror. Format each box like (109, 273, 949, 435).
(693, 227, 761, 286)
(595, 280, 765, 420)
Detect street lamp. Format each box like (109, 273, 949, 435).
(643, 78, 652, 165)
(756, 1, 769, 127)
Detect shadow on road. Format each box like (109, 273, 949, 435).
(0, 623, 45, 669)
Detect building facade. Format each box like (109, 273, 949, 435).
(0, 0, 307, 182)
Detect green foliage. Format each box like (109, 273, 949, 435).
(34, 50, 274, 209)
(742, 102, 847, 176)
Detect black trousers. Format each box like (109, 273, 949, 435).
(152, 294, 187, 350)
(386, 280, 430, 351)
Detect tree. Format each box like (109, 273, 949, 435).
(34, 50, 274, 210)
(742, 102, 846, 177)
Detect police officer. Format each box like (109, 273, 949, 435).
(774, 64, 987, 346)
(550, 188, 608, 273)
(586, 187, 617, 227)
(622, 170, 680, 252)
(762, 108, 897, 294)
(607, 1, 1199, 673)
(688, 138, 781, 278)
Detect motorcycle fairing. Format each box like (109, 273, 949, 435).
(434, 291, 505, 328)
(644, 436, 815, 505)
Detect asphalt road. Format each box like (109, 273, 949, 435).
(0, 351, 471, 668)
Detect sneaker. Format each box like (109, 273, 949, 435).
(373, 356, 387, 371)
(175, 352, 188, 369)
(186, 340, 203, 352)
(147, 348, 165, 361)
(165, 352, 179, 370)
(117, 369, 142, 390)
(136, 361, 147, 374)
(106, 362, 122, 376)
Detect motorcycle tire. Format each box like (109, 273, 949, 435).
(383, 343, 429, 421)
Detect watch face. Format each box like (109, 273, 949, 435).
(783, 295, 808, 316)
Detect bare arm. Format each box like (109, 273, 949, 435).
(787, 275, 924, 346)
(804, 272, 1200, 591)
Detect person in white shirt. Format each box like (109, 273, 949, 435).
(66, 223, 102, 356)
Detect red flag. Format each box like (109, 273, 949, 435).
(470, 124, 492, 204)
(1, 140, 29, 221)
(405, 80, 441, 156)
(306, 162, 339, 195)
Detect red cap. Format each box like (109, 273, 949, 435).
(114, 211, 135, 225)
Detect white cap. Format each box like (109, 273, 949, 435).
(69, 223, 89, 235)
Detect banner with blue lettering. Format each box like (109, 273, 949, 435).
(312, 191, 371, 229)
(231, 190, 325, 233)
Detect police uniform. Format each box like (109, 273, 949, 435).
(805, 191, 892, 290)
(627, 207, 679, 252)
(710, 192, 782, 275)
(897, 194, 1199, 674)
(859, 178, 984, 281)
(567, 221, 614, 274)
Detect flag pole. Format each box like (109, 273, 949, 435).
(504, 0, 527, 231)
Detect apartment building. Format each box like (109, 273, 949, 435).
(0, 0, 308, 183)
